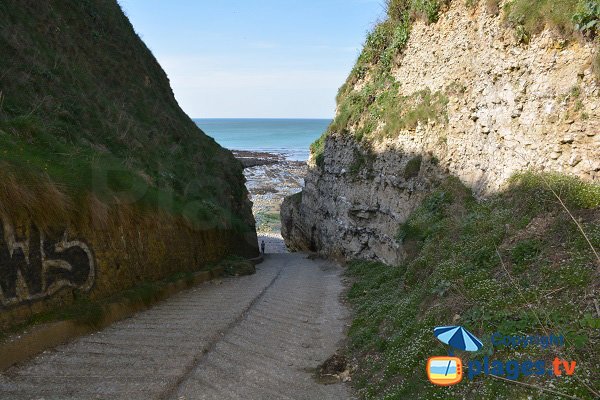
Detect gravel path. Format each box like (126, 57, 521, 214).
(0, 253, 352, 400)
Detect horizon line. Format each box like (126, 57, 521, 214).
(192, 117, 333, 120)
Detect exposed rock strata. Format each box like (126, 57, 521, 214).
(282, 2, 600, 264)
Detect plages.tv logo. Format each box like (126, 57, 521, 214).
(427, 326, 577, 387)
(427, 325, 482, 386)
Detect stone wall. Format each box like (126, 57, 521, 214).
(0, 212, 258, 330)
(282, 1, 600, 265)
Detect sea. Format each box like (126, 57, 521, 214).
(194, 119, 331, 161)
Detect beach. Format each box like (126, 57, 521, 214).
(195, 119, 328, 254)
(233, 150, 306, 253)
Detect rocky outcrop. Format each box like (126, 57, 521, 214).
(281, 192, 312, 252)
(282, 134, 441, 264)
(282, 1, 600, 264)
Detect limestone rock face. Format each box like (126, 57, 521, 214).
(280, 193, 313, 253)
(281, 2, 600, 265)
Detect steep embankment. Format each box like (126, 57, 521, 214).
(345, 174, 600, 399)
(282, 0, 599, 264)
(0, 1, 257, 330)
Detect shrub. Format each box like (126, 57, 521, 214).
(403, 155, 422, 179)
(387, 0, 411, 20)
(573, 0, 600, 36)
(310, 132, 327, 167)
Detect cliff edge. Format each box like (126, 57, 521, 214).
(282, 0, 600, 264)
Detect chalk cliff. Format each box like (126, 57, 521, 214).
(282, 0, 600, 264)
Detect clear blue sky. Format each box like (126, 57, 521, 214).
(118, 0, 384, 118)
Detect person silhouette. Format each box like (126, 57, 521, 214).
(261, 240, 266, 255)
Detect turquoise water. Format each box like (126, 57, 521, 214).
(194, 119, 331, 161)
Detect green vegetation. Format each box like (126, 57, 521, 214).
(311, 0, 600, 166)
(289, 191, 303, 204)
(220, 255, 256, 276)
(505, 0, 600, 42)
(349, 147, 377, 177)
(313, 76, 449, 167)
(310, 132, 328, 167)
(0, 1, 251, 231)
(255, 211, 281, 233)
(403, 155, 423, 179)
(573, 0, 600, 35)
(346, 173, 600, 399)
(25, 297, 105, 329)
(379, 89, 449, 137)
(311, 0, 450, 166)
(166, 271, 195, 286)
(387, 0, 447, 23)
(122, 282, 163, 307)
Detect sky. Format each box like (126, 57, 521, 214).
(118, 0, 385, 119)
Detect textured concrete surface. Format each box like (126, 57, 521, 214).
(0, 253, 352, 400)
(258, 234, 288, 254)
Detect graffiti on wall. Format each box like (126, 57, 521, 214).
(0, 220, 95, 307)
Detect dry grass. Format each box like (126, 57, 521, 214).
(0, 0, 253, 237)
(79, 193, 110, 231)
(486, 0, 501, 16)
(0, 164, 71, 232)
(593, 50, 600, 80)
(0, 164, 183, 238)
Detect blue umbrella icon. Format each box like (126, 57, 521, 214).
(434, 326, 483, 353)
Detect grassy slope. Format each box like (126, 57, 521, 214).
(0, 0, 252, 231)
(346, 174, 600, 399)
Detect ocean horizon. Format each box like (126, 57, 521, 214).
(194, 118, 331, 161)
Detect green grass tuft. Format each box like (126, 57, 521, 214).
(403, 155, 423, 179)
(500, 0, 600, 44)
(123, 282, 162, 306)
